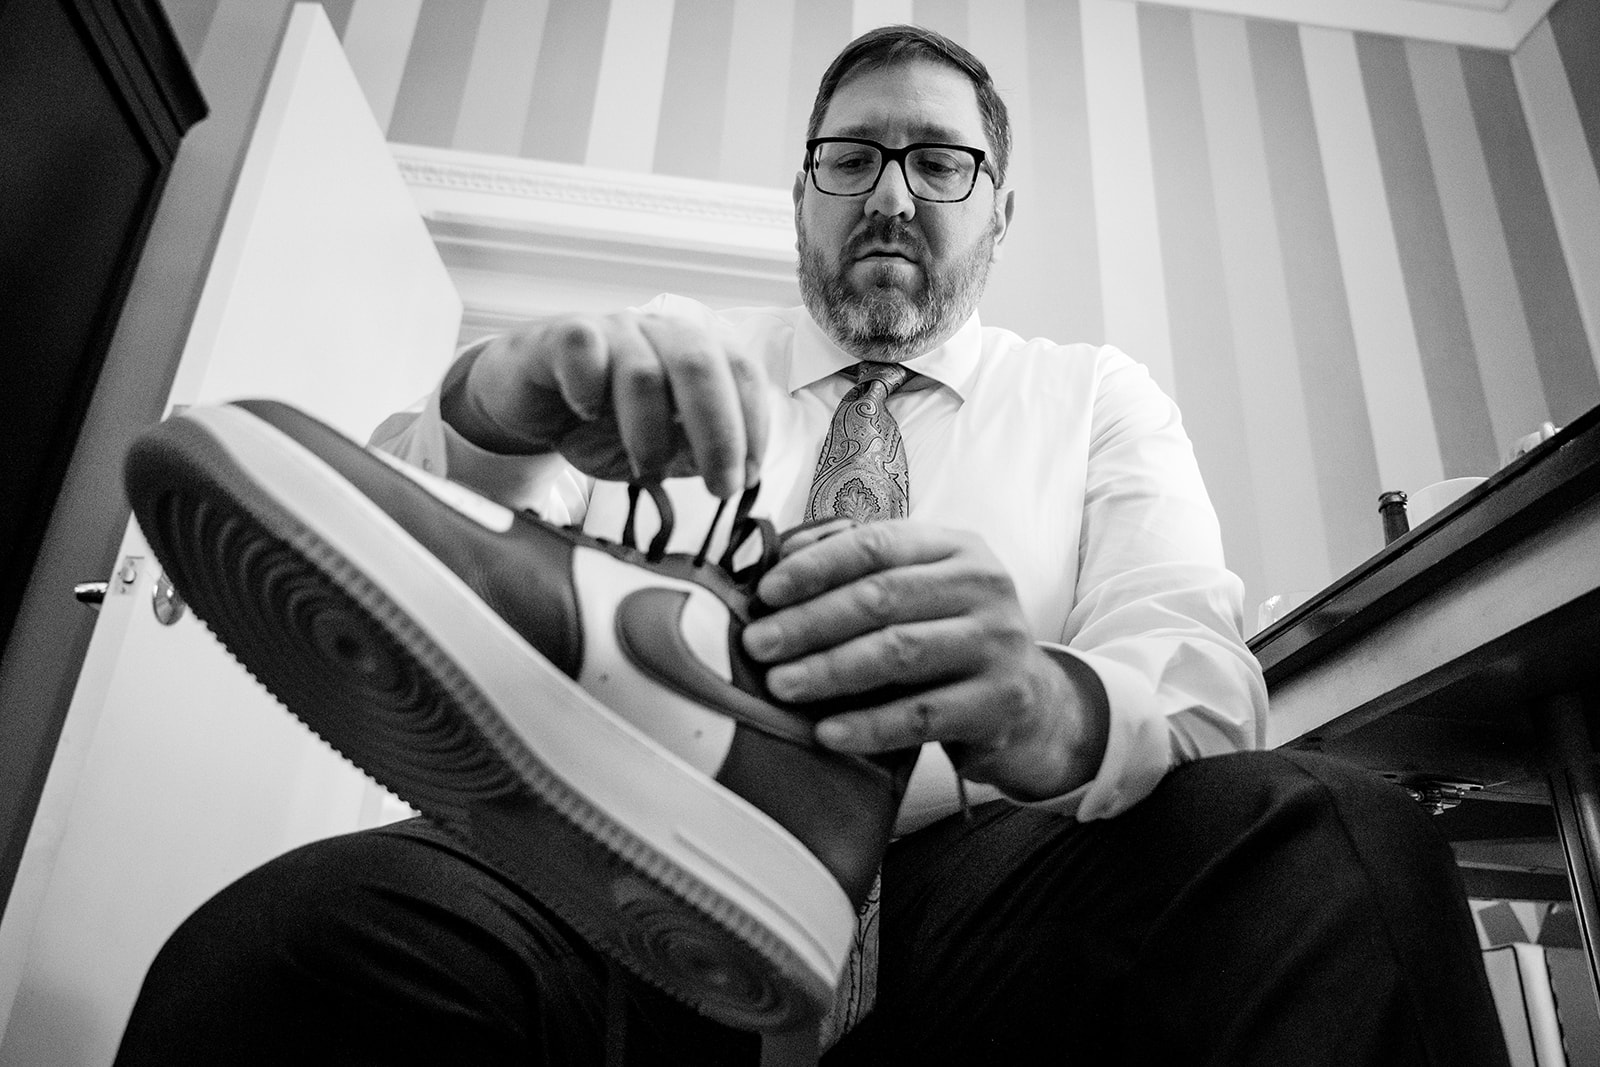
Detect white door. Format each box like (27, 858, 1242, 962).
(0, 7, 460, 1063)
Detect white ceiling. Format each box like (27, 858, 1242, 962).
(1135, 0, 1561, 50)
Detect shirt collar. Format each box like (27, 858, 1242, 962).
(787, 305, 983, 401)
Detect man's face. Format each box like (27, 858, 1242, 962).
(793, 59, 1014, 363)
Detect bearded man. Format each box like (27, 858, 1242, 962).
(117, 24, 1509, 1067)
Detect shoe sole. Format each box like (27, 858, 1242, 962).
(125, 404, 850, 1032)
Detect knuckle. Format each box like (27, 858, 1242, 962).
(972, 565, 1016, 600)
(879, 625, 920, 675)
(906, 700, 937, 742)
(994, 673, 1030, 710)
(550, 317, 603, 357)
(664, 346, 718, 384)
(853, 574, 896, 621)
(805, 651, 841, 692)
(616, 358, 665, 394)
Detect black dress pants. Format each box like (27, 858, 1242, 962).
(115, 750, 1511, 1066)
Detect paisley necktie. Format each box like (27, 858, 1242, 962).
(806, 361, 910, 1049)
(806, 362, 910, 524)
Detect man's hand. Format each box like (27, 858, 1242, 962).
(441, 311, 768, 499)
(741, 521, 1110, 801)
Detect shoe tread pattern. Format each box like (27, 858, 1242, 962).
(124, 419, 827, 1033)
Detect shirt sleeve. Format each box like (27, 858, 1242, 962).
(1017, 347, 1267, 822)
(365, 337, 592, 525)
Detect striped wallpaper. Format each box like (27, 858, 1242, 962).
(162, 0, 1600, 614)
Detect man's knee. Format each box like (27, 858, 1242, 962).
(1139, 748, 1464, 901)
(1154, 749, 1430, 832)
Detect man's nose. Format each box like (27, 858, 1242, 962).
(865, 159, 917, 220)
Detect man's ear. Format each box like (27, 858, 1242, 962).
(792, 170, 806, 214)
(989, 188, 1016, 264)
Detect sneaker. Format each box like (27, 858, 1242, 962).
(123, 399, 918, 1034)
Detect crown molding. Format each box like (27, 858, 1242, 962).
(392, 144, 800, 333)
(1133, 0, 1558, 50)
(393, 144, 796, 259)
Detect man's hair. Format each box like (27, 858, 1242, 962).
(804, 24, 1013, 190)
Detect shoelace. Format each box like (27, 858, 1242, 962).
(598, 482, 971, 1065)
(618, 480, 780, 586)
(617, 480, 973, 825)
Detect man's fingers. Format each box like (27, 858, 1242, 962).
(778, 517, 857, 558)
(813, 675, 1019, 755)
(764, 616, 981, 702)
(638, 315, 748, 498)
(747, 559, 993, 663)
(608, 318, 684, 481)
(543, 318, 611, 421)
(756, 521, 965, 607)
(727, 348, 770, 488)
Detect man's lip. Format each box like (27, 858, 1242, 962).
(854, 248, 919, 262)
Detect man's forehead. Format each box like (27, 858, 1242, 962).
(817, 60, 987, 147)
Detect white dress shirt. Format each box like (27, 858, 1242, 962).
(370, 294, 1267, 830)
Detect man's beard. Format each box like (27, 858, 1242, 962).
(797, 214, 994, 363)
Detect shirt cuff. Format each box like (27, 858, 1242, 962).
(368, 378, 590, 524)
(1003, 642, 1175, 822)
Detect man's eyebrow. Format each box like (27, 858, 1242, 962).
(828, 121, 974, 144)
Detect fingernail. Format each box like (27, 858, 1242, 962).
(743, 621, 777, 658)
(766, 664, 800, 700)
(745, 458, 762, 486)
(816, 719, 849, 747)
(758, 570, 792, 604)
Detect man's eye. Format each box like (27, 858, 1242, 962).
(913, 153, 962, 177)
(829, 153, 875, 172)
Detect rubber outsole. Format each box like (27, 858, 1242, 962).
(125, 412, 840, 1033)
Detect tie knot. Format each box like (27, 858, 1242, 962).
(853, 361, 910, 395)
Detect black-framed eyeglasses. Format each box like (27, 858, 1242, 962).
(804, 137, 990, 203)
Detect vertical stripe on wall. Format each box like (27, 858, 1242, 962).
(785, 0, 852, 170)
(1250, 20, 1383, 573)
(1193, 11, 1331, 598)
(1514, 22, 1600, 386)
(318, 0, 354, 38)
(1300, 25, 1444, 494)
(912, 0, 967, 44)
(967, 0, 1031, 193)
(452, 0, 549, 156)
(1407, 40, 1549, 456)
(521, 0, 608, 163)
(967, 0, 1032, 203)
(342, 0, 424, 133)
(655, 0, 737, 180)
(1358, 33, 1499, 479)
(1079, 0, 1173, 395)
(719, 0, 797, 187)
(853, 0, 913, 37)
(1139, 7, 1269, 604)
(1462, 47, 1600, 426)
(1024, 0, 1101, 344)
(969, 0, 1045, 339)
(388, 0, 488, 146)
(587, 0, 677, 171)
(1549, 0, 1600, 177)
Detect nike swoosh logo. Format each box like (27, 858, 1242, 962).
(614, 587, 816, 747)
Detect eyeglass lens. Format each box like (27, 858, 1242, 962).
(811, 142, 979, 201)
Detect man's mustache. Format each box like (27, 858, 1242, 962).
(845, 220, 926, 263)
